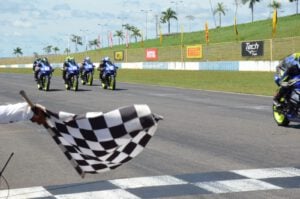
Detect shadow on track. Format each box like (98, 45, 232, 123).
(285, 124, 300, 129)
(45, 89, 65, 92)
(99, 88, 128, 91)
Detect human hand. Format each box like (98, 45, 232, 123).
(30, 104, 47, 125)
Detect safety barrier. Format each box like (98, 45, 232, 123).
(0, 61, 278, 72)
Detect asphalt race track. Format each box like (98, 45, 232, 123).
(1, 73, 300, 199)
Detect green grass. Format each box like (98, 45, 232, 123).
(0, 68, 277, 96)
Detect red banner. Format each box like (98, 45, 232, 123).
(145, 48, 158, 61)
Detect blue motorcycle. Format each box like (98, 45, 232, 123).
(273, 74, 300, 126)
(37, 63, 53, 91)
(81, 63, 94, 86)
(101, 64, 117, 90)
(66, 63, 80, 91)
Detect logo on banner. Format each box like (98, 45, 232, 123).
(114, 51, 124, 61)
(242, 41, 264, 57)
(145, 48, 158, 61)
(186, 45, 202, 58)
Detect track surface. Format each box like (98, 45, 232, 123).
(1, 73, 300, 198)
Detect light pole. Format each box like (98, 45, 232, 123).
(140, 9, 152, 40)
(170, 0, 183, 33)
(80, 29, 88, 54)
(97, 24, 108, 47)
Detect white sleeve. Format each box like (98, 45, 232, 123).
(0, 102, 33, 124)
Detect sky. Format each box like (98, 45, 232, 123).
(0, 0, 297, 58)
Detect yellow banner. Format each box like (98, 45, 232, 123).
(272, 9, 277, 38)
(114, 51, 124, 61)
(186, 45, 202, 58)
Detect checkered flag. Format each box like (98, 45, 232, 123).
(43, 104, 162, 178)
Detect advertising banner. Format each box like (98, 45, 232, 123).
(114, 51, 124, 61)
(241, 41, 264, 56)
(186, 45, 202, 58)
(145, 48, 158, 61)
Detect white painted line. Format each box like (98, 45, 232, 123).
(0, 186, 52, 199)
(194, 179, 282, 194)
(232, 167, 300, 179)
(109, 175, 187, 189)
(55, 189, 140, 199)
(236, 105, 270, 110)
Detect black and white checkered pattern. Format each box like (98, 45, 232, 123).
(2, 166, 300, 198)
(44, 104, 162, 177)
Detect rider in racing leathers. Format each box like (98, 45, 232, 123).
(80, 57, 95, 83)
(98, 56, 117, 82)
(33, 57, 42, 82)
(62, 56, 76, 85)
(33, 57, 52, 83)
(273, 53, 300, 107)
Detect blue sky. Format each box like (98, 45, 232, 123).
(0, 0, 297, 57)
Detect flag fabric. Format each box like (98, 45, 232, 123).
(126, 30, 129, 48)
(181, 25, 184, 46)
(43, 104, 162, 178)
(205, 21, 209, 44)
(141, 31, 144, 47)
(234, 16, 239, 39)
(272, 9, 277, 38)
(109, 31, 113, 48)
(159, 25, 163, 46)
(97, 34, 101, 48)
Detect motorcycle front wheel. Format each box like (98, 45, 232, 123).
(87, 73, 93, 86)
(273, 105, 289, 126)
(110, 76, 116, 90)
(44, 76, 50, 91)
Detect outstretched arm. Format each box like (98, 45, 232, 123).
(0, 103, 34, 124)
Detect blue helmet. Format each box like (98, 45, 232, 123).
(102, 56, 110, 62)
(84, 56, 90, 62)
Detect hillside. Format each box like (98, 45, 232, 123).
(1, 14, 299, 65)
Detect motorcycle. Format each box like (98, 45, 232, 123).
(273, 74, 300, 126)
(65, 63, 80, 91)
(100, 64, 117, 90)
(81, 63, 94, 86)
(37, 64, 53, 91)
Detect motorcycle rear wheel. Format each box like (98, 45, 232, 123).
(273, 105, 289, 126)
(88, 73, 93, 86)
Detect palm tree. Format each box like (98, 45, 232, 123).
(64, 48, 71, 55)
(122, 24, 134, 32)
(160, 8, 177, 34)
(33, 52, 39, 58)
(43, 45, 52, 54)
(88, 39, 100, 49)
(289, 0, 299, 14)
(52, 46, 60, 55)
(13, 47, 23, 57)
(185, 15, 195, 32)
(70, 34, 83, 52)
(269, 0, 281, 10)
(234, 0, 241, 19)
(131, 27, 142, 43)
(213, 2, 227, 27)
(114, 30, 125, 45)
(242, 0, 261, 22)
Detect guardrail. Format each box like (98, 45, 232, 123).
(0, 61, 279, 72)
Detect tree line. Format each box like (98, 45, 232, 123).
(13, 0, 299, 57)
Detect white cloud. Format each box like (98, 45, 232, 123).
(0, 0, 298, 57)
(13, 31, 22, 37)
(12, 19, 32, 28)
